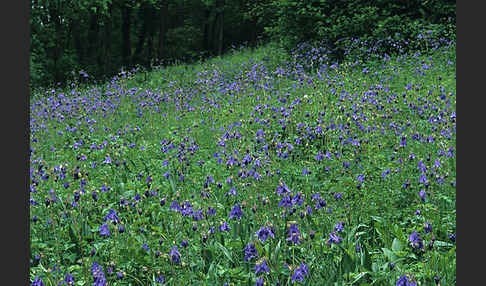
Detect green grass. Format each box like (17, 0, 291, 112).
(30, 41, 455, 285)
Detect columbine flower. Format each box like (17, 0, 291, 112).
(60, 273, 74, 285)
(254, 259, 270, 275)
(225, 187, 237, 197)
(207, 206, 216, 216)
(278, 194, 293, 208)
(169, 245, 181, 264)
(418, 190, 426, 202)
(357, 174, 365, 183)
(449, 232, 456, 242)
(142, 243, 150, 252)
(180, 239, 189, 248)
(103, 156, 112, 164)
(256, 226, 275, 243)
(408, 231, 423, 250)
(31, 276, 45, 286)
(286, 224, 301, 245)
(99, 223, 110, 237)
(170, 200, 181, 212)
(156, 275, 165, 284)
(104, 208, 120, 225)
(91, 262, 107, 286)
(402, 179, 410, 189)
(419, 173, 428, 184)
(396, 273, 417, 286)
(327, 232, 342, 245)
(382, 169, 391, 178)
(244, 242, 259, 261)
(219, 221, 230, 232)
(302, 168, 311, 175)
(229, 203, 243, 220)
(255, 277, 264, 286)
(334, 221, 344, 233)
(291, 263, 309, 283)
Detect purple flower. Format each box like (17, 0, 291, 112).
(229, 203, 243, 220)
(255, 277, 264, 286)
(169, 245, 181, 264)
(244, 242, 259, 261)
(418, 190, 426, 202)
(254, 259, 270, 274)
(357, 174, 365, 183)
(91, 262, 107, 286)
(142, 243, 150, 252)
(334, 221, 344, 233)
(419, 173, 428, 184)
(103, 156, 112, 164)
(60, 273, 74, 285)
(334, 192, 343, 200)
(170, 200, 181, 212)
(291, 263, 309, 283)
(180, 239, 189, 248)
(104, 208, 120, 225)
(207, 206, 216, 216)
(156, 275, 165, 284)
(99, 223, 110, 237)
(31, 276, 45, 286)
(327, 232, 342, 245)
(225, 187, 237, 197)
(286, 224, 301, 245)
(302, 168, 311, 175)
(400, 136, 406, 147)
(382, 169, 391, 178)
(408, 231, 423, 250)
(219, 221, 230, 232)
(278, 194, 293, 208)
(402, 179, 410, 189)
(396, 274, 417, 286)
(449, 232, 456, 242)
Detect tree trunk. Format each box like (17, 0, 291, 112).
(103, 3, 113, 75)
(207, 11, 215, 55)
(158, 0, 169, 63)
(48, 2, 63, 83)
(217, 0, 224, 56)
(71, 17, 84, 67)
(202, 8, 210, 53)
(122, 0, 132, 67)
(133, 8, 148, 64)
(87, 12, 100, 66)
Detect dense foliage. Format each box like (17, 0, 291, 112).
(29, 0, 455, 91)
(264, 0, 455, 54)
(30, 33, 455, 285)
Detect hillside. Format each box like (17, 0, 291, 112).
(30, 40, 456, 285)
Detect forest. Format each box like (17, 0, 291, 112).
(30, 0, 455, 91)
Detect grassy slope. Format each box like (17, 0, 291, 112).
(30, 42, 455, 285)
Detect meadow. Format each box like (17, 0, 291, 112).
(29, 36, 456, 285)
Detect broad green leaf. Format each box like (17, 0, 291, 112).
(215, 241, 234, 263)
(382, 248, 397, 262)
(391, 238, 402, 252)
